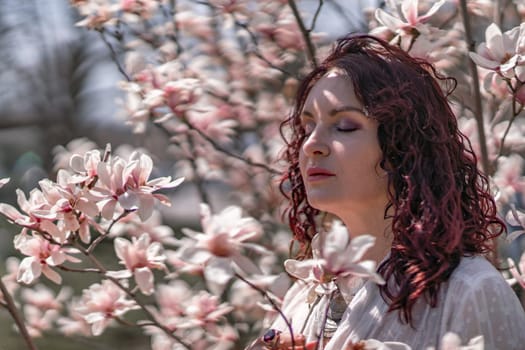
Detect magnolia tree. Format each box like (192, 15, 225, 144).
(0, 0, 524, 349)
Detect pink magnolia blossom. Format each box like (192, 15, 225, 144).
(208, 0, 248, 14)
(508, 252, 525, 289)
(52, 137, 99, 172)
(76, 279, 139, 336)
(20, 285, 72, 337)
(23, 305, 60, 338)
(178, 291, 234, 329)
(91, 152, 183, 221)
(56, 299, 93, 336)
(505, 206, 525, 242)
(108, 233, 167, 295)
(20, 284, 71, 311)
(14, 230, 81, 284)
(0, 188, 58, 236)
(430, 332, 484, 350)
(257, 17, 304, 51)
(69, 149, 102, 183)
(179, 204, 267, 295)
(162, 79, 202, 117)
(38, 172, 99, 242)
(175, 11, 214, 39)
(469, 23, 525, 78)
(492, 154, 525, 204)
(120, 0, 158, 19)
(374, 0, 446, 35)
(186, 105, 239, 145)
(284, 221, 384, 297)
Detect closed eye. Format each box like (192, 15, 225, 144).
(336, 119, 360, 132)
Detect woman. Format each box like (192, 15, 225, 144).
(249, 34, 525, 349)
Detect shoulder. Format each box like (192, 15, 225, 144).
(448, 255, 503, 285)
(441, 255, 525, 349)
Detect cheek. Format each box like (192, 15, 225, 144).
(298, 149, 307, 174)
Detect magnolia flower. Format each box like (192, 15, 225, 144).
(0, 188, 57, 234)
(284, 221, 384, 297)
(20, 284, 71, 311)
(507, 252, 525, 289)
(178, 291, 234, 329)
(120, 0, 158, 19)
(38, 172, 99, 242)
(69, 149, 102, 183)
(491, 154, 525, 204)
(14, 230, 81, 284)
(428, 332, 484, 350)
(23, 305, 60, 338)
(108, 233, 167, 295)
(56, 299, 93, 336)
(375, 0, 445, 35)
(91, 152, 183, 221)
(505, 206, 525, 242)
(179, 204, 267, 295)
(469, 23, 525, 77)
(52, 138, 99, 172)
(76, 279, 139, 336)
(156, 280, 193, 319)
(175, 11, 214, 39)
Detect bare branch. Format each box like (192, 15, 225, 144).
(459, 0, 491, 174)
(309, 0, 324, 32)
(0, 278, 38, 350)
(287, 0, 318, 68)
(98, 29, 132, 82)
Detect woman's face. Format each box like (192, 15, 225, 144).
(298, 71, 389, 218)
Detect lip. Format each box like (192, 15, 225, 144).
(306, 167, 335, 181)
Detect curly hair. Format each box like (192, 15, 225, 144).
(279, 34, 506, 324)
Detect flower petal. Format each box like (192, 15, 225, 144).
(134, 267, 154, 295)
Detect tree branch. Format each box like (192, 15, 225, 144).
(0, 278, 38, 350)
(287, 0, 318, 68)
(459, 0, 491, 174)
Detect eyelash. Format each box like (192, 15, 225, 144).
(302, 123, 358, 135)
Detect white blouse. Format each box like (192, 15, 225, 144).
(270, 255, 525, 349)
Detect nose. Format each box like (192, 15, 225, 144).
(302, 128, 330, 157)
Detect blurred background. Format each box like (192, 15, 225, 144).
(0, 1, 377, 349)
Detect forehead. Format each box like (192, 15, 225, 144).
(303, 71, 361, 111)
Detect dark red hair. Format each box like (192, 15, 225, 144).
(279, 34, 505, 324)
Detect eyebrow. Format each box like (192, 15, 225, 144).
(329, 105, 367, 116)
(301, 105, 367, 118)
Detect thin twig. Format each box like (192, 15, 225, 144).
(287, 0, 318, 68)
(233, 18, 294, 77)
(459, 0, 491, 174)
(309, 0, 324, 32)
(235, 272, 297, 349)
(87, 210, 131, 254)
(98, 29, 133, 82)
(314, 289, 335, 350)
(498, 98, 523, 157)
(0, 278, 38, 350)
